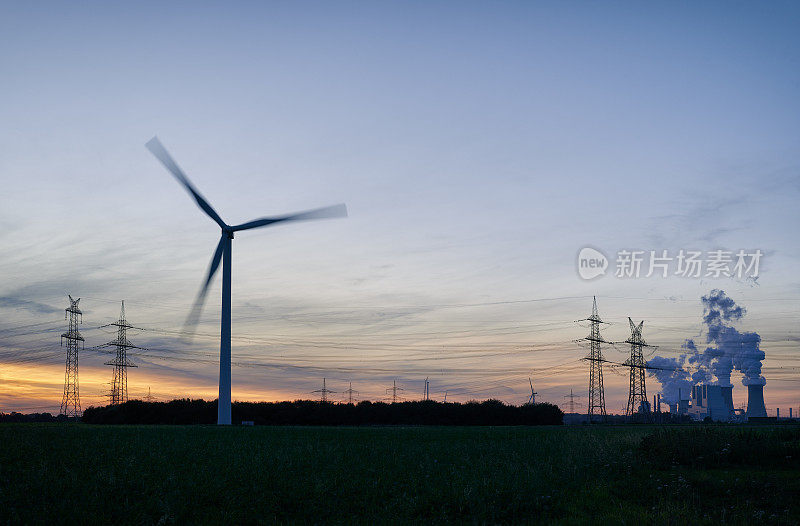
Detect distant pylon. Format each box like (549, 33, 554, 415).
(386, 380, 404, 403)
(423, 377, 430, 401)
(563, 389, 582, 413)
(578, 296, 609, 421)
(312, 377, 336, 402)
(144, 386, 155, 403)
(60, 295, 84, 417)
(102, 301, 140, 405)
(343, 381, 358, 404)
(527, 377, 537, 404)
(624, 318, 652, 418)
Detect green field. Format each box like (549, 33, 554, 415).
(1, 424, 798, 524)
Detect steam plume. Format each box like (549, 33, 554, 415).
(649, 289, 765, 403)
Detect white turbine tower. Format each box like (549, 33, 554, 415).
(146, 137, 347, 425)
(527, 377, 537, 405)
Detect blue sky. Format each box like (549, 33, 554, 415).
(1, 2, 798, 413)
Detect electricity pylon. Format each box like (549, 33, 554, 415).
(312, 378, 336, 402)
(423, 377, 430, 401)
(563, 389, 582, 413)
(101, 301, 140, 404)
(343, 381, 358, 404)
(624, 318, 653, 418)
(60, 295, 84, 417)
(386, 380, 404, 403)
(577, 296, 609, 422)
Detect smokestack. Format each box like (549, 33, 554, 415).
(790, 407, 793, 419)
(677, 387, 690, 415)
(746, 384, 767, 419)
(777, 408, 780, 419)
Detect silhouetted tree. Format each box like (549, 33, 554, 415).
(81, 399, 564, 426)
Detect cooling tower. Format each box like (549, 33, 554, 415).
(720, 385, 734, 419)
(745, 384, 767, 418)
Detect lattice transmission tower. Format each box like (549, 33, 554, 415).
(343, 381, 358, 404)
(386, 380, 404, 403)
(60, 295, 84, 417)
(624, 318, 653, 418)
(101, 301, 140, 405)
(578, 296, 609, 421)
(563, 389, 582, 413)
(423, 377, 430, 401)
(312, 378, 336, 402)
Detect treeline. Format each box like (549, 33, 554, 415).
(82, 399, 564, 426)
(0, 412, 76, 423)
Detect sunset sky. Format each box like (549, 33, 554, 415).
(1, 2, 798, 415)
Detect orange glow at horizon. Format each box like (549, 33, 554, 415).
(2, 358, 797, 416)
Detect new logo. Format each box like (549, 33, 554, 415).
(577, 247, 608, 280)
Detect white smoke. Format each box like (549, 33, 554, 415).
(650, 289, 765, 402)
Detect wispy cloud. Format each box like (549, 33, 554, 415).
(646, 195, 748, 248)
(0, 296, 61, 314)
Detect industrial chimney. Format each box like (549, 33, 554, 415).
(745, 383, 767, 419)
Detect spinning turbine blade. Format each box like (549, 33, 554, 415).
(146, 137, 227, 229)
(231, 203, 348, 232)
(183, 235, 225, 337)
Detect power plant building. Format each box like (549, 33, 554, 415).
(688, 384, 734, 422)
(667, 389, 690, 416)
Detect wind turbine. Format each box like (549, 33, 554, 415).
(527, 377, 537, 405)
(146, 137, 347, 425)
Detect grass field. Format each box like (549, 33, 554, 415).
(1, 424, 798, 524)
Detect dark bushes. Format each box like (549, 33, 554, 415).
(82, 398, 563, 426)
(0, 412, 73, 423)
